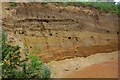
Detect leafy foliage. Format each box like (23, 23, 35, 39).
(58, 2, 120, 14)
(80, 2, 120, 14)
(2, 32, 51, 79)
(9, 2, 17, 7)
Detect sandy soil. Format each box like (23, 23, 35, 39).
(63, 60, 118, 78)
(47, 51, 118, 78)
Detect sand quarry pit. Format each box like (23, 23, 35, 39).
(2, 3, 119, 78)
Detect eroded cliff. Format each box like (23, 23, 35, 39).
(2, 3, 119, 62)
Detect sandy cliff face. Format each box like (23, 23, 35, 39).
(2, 3, 119, 62)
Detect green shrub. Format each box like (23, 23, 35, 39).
(1, 32, 51, 79)
(9, 2, 17, 7)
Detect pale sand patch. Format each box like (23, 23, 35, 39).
(47, 51, 118, 78)
(63, 60, 118, 78)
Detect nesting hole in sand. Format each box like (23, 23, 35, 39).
(107, 30, 110, 33)
(68, 37, 71, 39)
(91, 36, 94, 39)
(75, 37, 78, 41)
(117, 32, 119, 35)
(49, 33, 52, 36)
(106, 39, 110, 41)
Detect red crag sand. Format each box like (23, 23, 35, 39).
(63, 60, 118, 78)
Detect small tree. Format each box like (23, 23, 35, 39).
(2, 32, 51, 79)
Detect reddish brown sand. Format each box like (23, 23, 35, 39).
(63, 60, 118, 78)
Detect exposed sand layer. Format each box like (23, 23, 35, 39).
(63, 60, 118, 78)
(2, 3, 119, 62)
(47, 51, 118, 78)
(1, 3, 119, 79)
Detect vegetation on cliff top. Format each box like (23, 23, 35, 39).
(79, 2, 120, 14)
(8, 2, 120, 14)
(56, 2, 120, 14)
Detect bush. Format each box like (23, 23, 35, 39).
(1, 32, 51, 79)
(9, 2, 17, 7)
